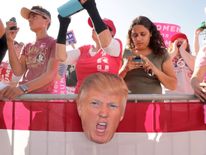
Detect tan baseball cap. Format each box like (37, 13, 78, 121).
(21, 6, 51, 20)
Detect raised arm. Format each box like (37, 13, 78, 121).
(6, 19, 26, 76)
(193, 28, 203, 56)
(80, 0, 112, 48)
(179, 40, 195, 71)
(56, 15, 71, 62)
(168, 40, 179, 60)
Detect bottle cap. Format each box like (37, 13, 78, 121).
(197, 21, 206, 30)
(57, 0, 83, 17)
(9, 17, 16, 23)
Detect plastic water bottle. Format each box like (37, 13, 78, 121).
(57, 0, 84, 17)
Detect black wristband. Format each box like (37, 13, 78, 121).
(57, 25, 67, 44)
(82, 0, 107, 34)
(57, 15, 71, 44)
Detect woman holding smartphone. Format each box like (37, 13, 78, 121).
(119, 16, 177, 95)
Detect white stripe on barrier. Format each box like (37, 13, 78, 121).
(1, 130, 206, 155)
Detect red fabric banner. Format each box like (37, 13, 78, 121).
(0, 101, 205, 132)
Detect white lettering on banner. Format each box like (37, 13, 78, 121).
(155, 23, 181, 47)
(156, 24, 180, 33)
(52, 76, 67, 94)
(160, 33, 169, 38)
(54, 85, 58, 89)
(165, 40, 170, 46)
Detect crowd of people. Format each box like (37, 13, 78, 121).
(0, 0, 206, 143)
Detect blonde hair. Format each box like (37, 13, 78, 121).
(77, 72, 128, 106)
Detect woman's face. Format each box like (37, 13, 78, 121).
(131, 25, 152, 51)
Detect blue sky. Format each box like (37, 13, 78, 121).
(98, 0, 206, 49)
(0, 0, 205, 52)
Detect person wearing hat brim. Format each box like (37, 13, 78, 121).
(165, 32, 195, 95)
(0, 6, 59, 99)
(56, 0, 123, 93)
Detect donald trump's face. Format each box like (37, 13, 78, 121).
(77, 89, 125, 144)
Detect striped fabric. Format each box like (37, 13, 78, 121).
(0, 101, 206, 155)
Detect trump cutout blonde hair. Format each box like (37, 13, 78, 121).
(76, 72, 128, 107)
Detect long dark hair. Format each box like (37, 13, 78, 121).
(127, 16, 166, 55)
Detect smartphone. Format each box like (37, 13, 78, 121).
(132, 56, 142, 62)
(9, 17, 17, 30)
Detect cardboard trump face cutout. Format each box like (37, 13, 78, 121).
(76, 72, 128, 144)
